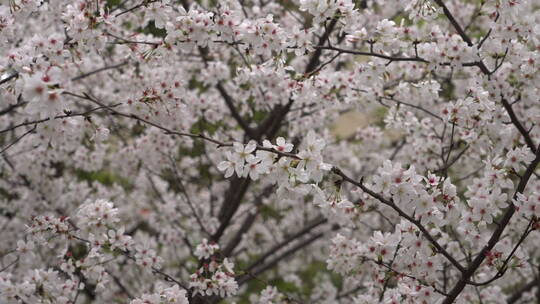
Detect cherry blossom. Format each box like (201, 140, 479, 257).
(1, 0, 540, 303)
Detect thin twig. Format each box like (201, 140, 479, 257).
(0, 125, 36, 154)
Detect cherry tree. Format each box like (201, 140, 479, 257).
(1, 0, 539, 303)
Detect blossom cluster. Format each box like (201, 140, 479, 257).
(218, 132, 330, 184)
(130, 285, 188, 304)
(190, 240, 238, 298)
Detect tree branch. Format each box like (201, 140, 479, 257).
(501, 98, 537, 154)
(215, 82, 256, 139)
(242, 217, 328, 275)
(441, 144, 540, 304)
(330, 167, 467, 274)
